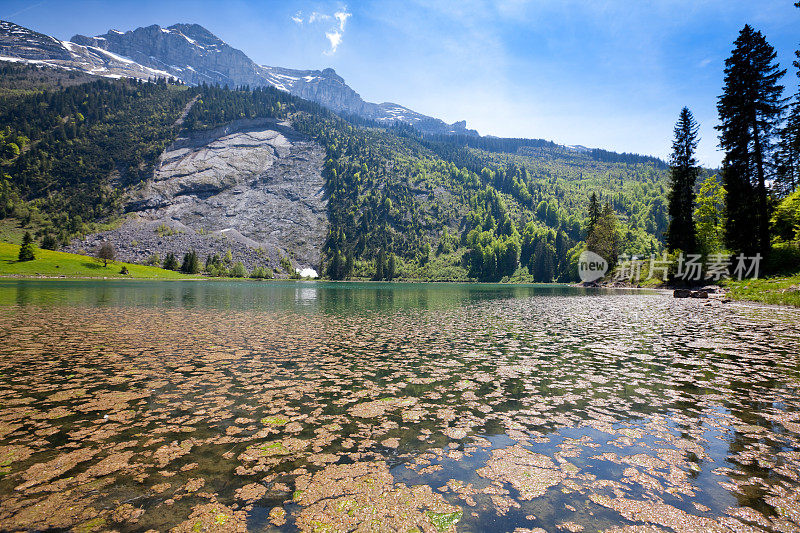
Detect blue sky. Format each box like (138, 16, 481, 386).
(2, 0, 799, 166)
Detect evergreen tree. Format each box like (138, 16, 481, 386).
(776, 4, 800, 196)
(40, 233, 57, 251)
(666, 107, 700, 253)
(327, 250, 344, 280)
(531, 240, 555, 282)
(717, 25, 786, 255)
(181, 250, 200, 274)
(17, 231, 35, 261)
(587, 201, 620, 268)
(163, 252, 178, 271)
(344, 252, 354, 279)
(777, 93, 800, 196)
(374, 249, 386, 280)
(386, 252, 396, 281)
(586, 193, 601, 238)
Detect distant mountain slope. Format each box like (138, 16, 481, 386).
(70, 23, 477, 135)
(0, 64, 670, 282)
(0, 20, 175, 80)
(1, 19, 475, 135)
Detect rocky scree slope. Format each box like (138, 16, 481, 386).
(65, 118, 327, 274)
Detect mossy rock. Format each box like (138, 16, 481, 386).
(426, 510, 462, 532)
(261, 416, 289, 426)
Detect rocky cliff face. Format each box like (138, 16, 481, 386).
(0, 20, 175, 80)
(66, 118, 328, 273)
(71, 23, 266, 87)
(69, 23, 477, 135)
(262, 66, 371, 117)
(3, 19, 477, 135)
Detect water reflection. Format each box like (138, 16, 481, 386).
(0, 280, 654, 313)
(294, 285, 318, 305)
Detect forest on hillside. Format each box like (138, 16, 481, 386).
(0, 62, 680, 281)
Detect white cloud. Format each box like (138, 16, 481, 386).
(308, 11, 331, 24)
(334, 11, 351, 31)
(324, 31, 343, 55)
(293, 6, 351, 55)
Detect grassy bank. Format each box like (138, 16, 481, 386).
(723, 274, 800, 307)
(0, 242, 197, 279)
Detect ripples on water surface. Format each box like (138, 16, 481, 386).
(0, 280, 799, 532)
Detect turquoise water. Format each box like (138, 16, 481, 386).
(0, 279, 635, 311)
(0, 280, 798, 532)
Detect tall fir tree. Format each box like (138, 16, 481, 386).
(17, 231, 35, 262)
(386, 253, 396, 281)
(666, 107, 700, 253)
(586, 193, 601, 238)
(587, 201, 620, 268)
(775, 3, 800, 196)
(374, 248, 386, 281)
(717, 25, 786, 256)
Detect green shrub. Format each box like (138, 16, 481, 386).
(155, 223, 179, 237)
(765, 243, 800, 275)
(250, 266, 273, 279)
(772, 189, 800, 243)
(279, 256, 293, 274)
(230, 261, 247, 278)
(40, 233, 58, 250)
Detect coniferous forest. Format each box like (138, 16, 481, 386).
(660, 12, 800, 277)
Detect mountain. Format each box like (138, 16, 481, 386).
(0, 63, 670, 282)
(0, 19, 475, 135)
(65, 22, 477, 135)
(0, 20, 175, 80)
(0, 20, 672, 282)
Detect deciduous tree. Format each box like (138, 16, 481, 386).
(96, 242, 115, 267)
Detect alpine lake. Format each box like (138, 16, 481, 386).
(0, 280, 799, 533)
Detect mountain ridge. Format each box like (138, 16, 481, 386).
(0, 19, 476, 135)
(67, 21, 479, 136)
(0, 20, 176, 80)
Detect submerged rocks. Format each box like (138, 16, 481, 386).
(674, 289, 711, 299)
(292, 461, 462, 533)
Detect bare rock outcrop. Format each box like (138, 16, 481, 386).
(66, 118, 327, 273)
